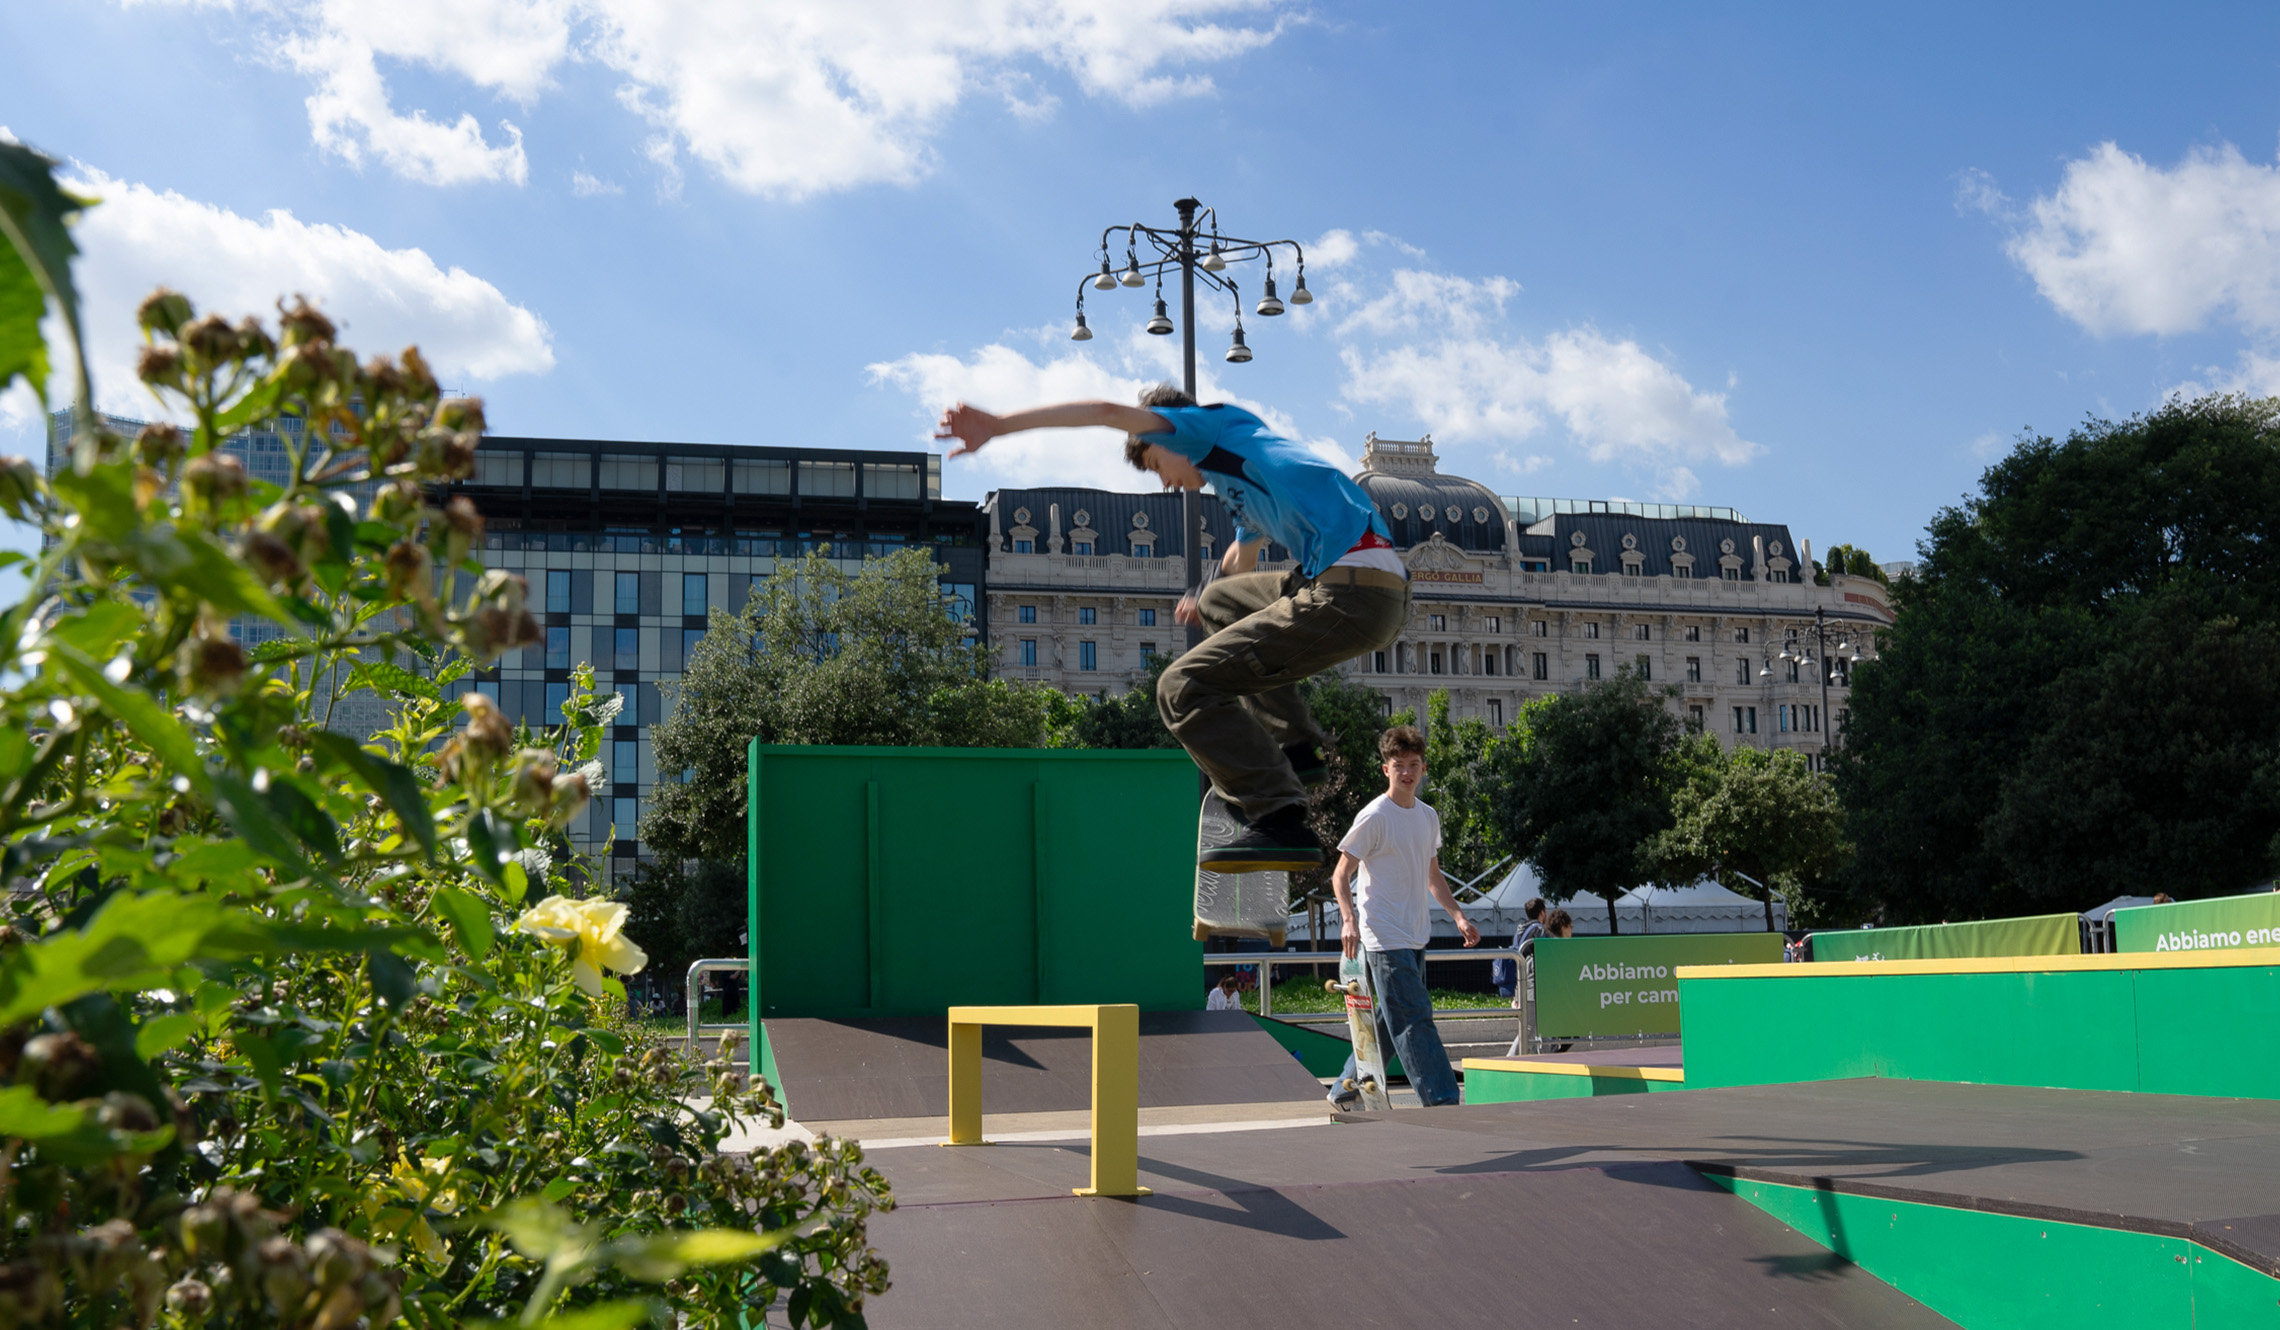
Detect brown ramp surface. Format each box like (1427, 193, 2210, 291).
(861, 1157, 1954, 1329)
(764, 1010, 1324, 1122)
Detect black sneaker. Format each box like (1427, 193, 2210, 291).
(1283, 742, 1329, 787)
(1198, 803, 1323, 873)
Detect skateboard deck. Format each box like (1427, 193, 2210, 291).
(1193, 790, 1289, 944)
(1329, 954, 1392, 1112)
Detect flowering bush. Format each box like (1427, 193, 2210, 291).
(0, 142, 890, 1328)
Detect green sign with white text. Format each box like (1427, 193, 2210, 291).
(1533, 933, 1783, 1039)
(2113, 892, 2280, 955)
(1809, 913, 2079, 964)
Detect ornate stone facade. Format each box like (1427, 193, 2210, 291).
(982, 435, 1892, 764)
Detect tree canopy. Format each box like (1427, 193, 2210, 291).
(1834, 394, 2280, 920)
(1646, 743, 1850, 928)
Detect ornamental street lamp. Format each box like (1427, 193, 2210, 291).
(1760, 605, 1879, 761)
(1066, 198, 1313, 647)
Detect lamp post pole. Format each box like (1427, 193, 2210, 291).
(1176, 197, 1202, 647)
(1813, 606, 1833, 760)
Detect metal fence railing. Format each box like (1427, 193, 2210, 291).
(684, 957, 751, 1044)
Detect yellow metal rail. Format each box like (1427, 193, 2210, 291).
(943, 1004, 1150, 1198)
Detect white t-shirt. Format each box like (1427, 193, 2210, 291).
(1338, 794, 1442, 952)
(1206, 986, 1238, 1011)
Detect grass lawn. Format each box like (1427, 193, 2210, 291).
(1233, 980, 1508, 1015)
(633, 997, 747, 1037)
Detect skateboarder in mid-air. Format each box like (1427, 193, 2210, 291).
(936, 386, 1410, 872)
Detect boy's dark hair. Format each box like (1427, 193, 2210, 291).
(1524, 897, 1545, 920)
(1544, 907, 1573, 934)
(1124, 383, 1197, 470)
(1378, 725, 1425, 761)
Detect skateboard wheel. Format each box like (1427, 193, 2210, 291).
(1267, 929, 1286, 947)
(1323, 980, 1341, 994)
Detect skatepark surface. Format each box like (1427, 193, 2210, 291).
(829, 1077, 2280, 1328)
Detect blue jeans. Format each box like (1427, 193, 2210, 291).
(1337, 948, 1461, 1107)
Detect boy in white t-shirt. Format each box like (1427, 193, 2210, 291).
(1329, 724, 1480, 1108)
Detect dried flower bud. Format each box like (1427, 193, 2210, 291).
(134, 423, 184, 468)
(236, 315, 276, 361)
(509, 749, 558, 811)
(136, 343, 184, 388)
(548, 770, 593, 826)
(165, 1277, 213, 1315)
(181, 625, 248, 697)
(97, 1091, 161, 1135)
(138, 288, 195, 337)
(20, 1031, 100, 1100)
(399, 345, 439, 397)
(257, 1236, 313, 1312)
(244, 531, 303, 588)
(370, 479, 423, 526)
(180, 313, 240, 365)
(306, 1229, 367, 1290)
(278, 338, 335, 392)
(0, 456, 40, 521)
(276, 295, 335, 347)
(461, 693, 513, 759)
(436, 396, 486, 435)
(181, 453, 247, 507)
(382, 540, 433, 605)
(364, 354, 406, 401)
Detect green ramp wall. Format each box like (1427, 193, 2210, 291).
(1678, 950, 2280, 1097)
(745, 745, 1201, 1029)
(1809, 911, 2079, 963)
(2114, 890, 2280, 955)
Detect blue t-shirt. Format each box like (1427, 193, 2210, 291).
(1140, 404, 1390, 578)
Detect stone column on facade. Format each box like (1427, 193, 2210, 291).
(1048, 503, 1064, 556)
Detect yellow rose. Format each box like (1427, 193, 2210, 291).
(513, 894, 649, 996)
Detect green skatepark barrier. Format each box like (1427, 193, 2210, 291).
(1678, 949, 2280, 1097)
(2113, 890, 2280, 955)
(1533, 933, 1783, 1040)
(1249, 1014, 1404, 1080)
(1709, 1172, 2280, 1329)
(1460, 1056, 1686, 1102)
(745, 745, 1202, 1076)
(1809, 911, 2080, 963)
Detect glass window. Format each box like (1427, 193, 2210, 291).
(1373, 651, 1387, 673)
(733, 459, 790, 494)
(615, 571, 639, 613)
(612, 797, 638, 839)
(1636, 655, 1652, 680)
(866, 463, 920, 500)
(683, 627, 705, 660)
(1586, 654, 1601, 680)
(532, 452, 587, 488)
(546, 570, 571, 614)
(1079, 641, 1097, 671)
(1142, 642, 1158, 660)
(1723, 565, 1742, 582)
(1531, 620, 1548, 637)
(1078, 607, 1096, 625)
(1430, 650, 1444, 675)
(1019, 639, 1037, 667)
(1485, 616, 1500, 632)
(1571, 559, 1592, 574)
(799, 460, 856, 497)
(665, 458, 724, 491)
(1584, 623, 1600, 639)
(682, 573, 708, 617)
(1131, 541, 1153, 558)
(1532, 652, 1548, 680)
(615, 627, 639, 670)
(1014, 539, 1033, 554)
(1686, 656, 1702, 682)
(1138, 608, 1156, 627)
(1019, 605, 1037, 624)
(1686, 625, 1702, 642)
(545, 625, 570, 670)
(1736, 628, 1751, 643)
(1488, 699, 1503, 726)
(1673, 563, 1694, 579)
(1635, 624, 1651, 640)
(1428, 614, 1446, 631)
(1737, 658, 1751, 685)
(943, 583, 976, 620)
(600, 454, 655, 490)
(1073, 541, 1094, 555)
(1689, 705, 1705, 728)
(544, 680, 570, 720)
(472, 449, 522, 486)
(1484, 653, 1498, 676)
(614, 739, 639, 787)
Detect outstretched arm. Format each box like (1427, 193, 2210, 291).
(935, 400, 1169, 459)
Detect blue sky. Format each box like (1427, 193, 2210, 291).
(8, 2, 2280, 568)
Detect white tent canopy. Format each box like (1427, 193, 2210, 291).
(1284, 862, 1787, 945)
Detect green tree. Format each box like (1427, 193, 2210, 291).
(1835, 395, 2280, 920)
(1062, 653, 1181, 749)
(0, 139, 885, 1328)
(1421, 691, 1507, 888)
(1289, 671, 1398, 923)
(1815, 542, 1888, 586)
(1645, 744, 1852, 929)
(1488, 669, 1687, 933)
(642, 547, 1056, 865)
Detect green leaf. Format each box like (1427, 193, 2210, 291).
(464, 808, 514, 885)
(133, 1011, 202, 1060)
(208, 771, 317, 878)
(308, 730, 438, 860)
(611, 1228, 794, 1282)
(437, 655, 473, 686)
(484, 1197, 592, 1261)
(429, 886, 495, 961)
(0, 141, 91, 412)
(258, 771, 343, 862)
(0, 1084, 89, 1139)
(0, 890, 267, 1027)
(368, 947, 416, 1007)
(539, 1176, 577, 1204)
(170, 838, 258, 883)
(475, 1301, 658, 1330)
(46, 462, 138, 544)
(52, 645, 205, 785)
(173, 529, 289, 623)
(583, 1028, 625, 1056)
(0, 228, 49, 402)
(48, 601, 143, 659)
(350, 660, 442, 702)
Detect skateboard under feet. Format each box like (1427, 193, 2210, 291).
(1193, 789, 1290, 946)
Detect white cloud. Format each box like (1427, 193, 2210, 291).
(168, 0, 1287, 199)
(571, 169, 622, 197)
(62, 166, 554, 415)
(1335, 269, 1518, 338)
(1339, 327, 1757, 499)
(2005, 140, 2280, 337)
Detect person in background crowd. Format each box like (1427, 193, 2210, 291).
(1206, 973, 1241, 1011)
(1493, 897, 1548, 999)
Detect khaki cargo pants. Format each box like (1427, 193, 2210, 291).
(1155, 566, 1412, 821)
